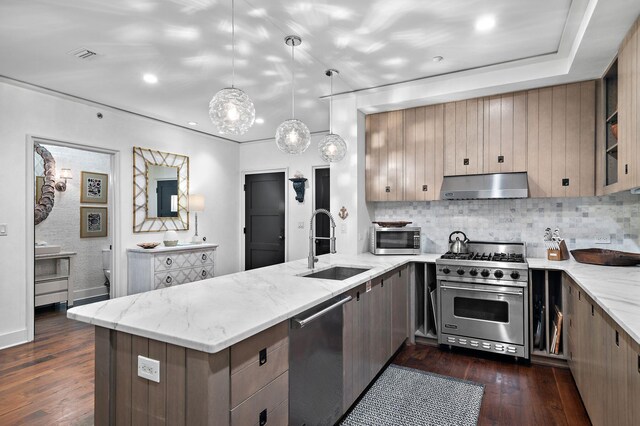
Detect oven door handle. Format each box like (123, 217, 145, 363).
(440, 284, 523, 296)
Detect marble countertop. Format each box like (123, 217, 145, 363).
(528, 258, 640, 345)
(67, 252, 640, 353)
(127, 243, 219, 253)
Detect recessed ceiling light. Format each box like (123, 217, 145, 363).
(433, 56, 444, 62)
(188, 121, 198, 126)
(255, 118, 265, 124)
(475, 15, 496, 32)
(143, 73, 158, 84)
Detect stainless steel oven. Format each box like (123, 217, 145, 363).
(370, 226, 421, 255)
(436, 241, 529, 359)
(439, 281, 526, 347)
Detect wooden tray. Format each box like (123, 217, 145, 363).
(372, 221, 412, 228)
(570, 248, 640, 266)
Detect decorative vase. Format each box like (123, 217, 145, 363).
(163, 230, 179, 247)
(611, 123, 618, 139)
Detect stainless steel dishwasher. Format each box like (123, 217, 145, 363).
(289, 294, 352, 426)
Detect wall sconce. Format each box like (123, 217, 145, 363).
(55, 168, 72, 192)
(289, 177, 307, 203)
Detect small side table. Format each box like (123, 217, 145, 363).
(35, 251, 77, 307)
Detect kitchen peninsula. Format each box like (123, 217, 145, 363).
(68, 253, 640, 425)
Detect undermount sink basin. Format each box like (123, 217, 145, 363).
(301, 266, 371, 280)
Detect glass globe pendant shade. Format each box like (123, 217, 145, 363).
(318, 133, 347, 162)
(209, 87, 255, 136)
(275, 119, 311, 154)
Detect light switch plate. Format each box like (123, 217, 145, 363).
(0, 224, 7, 236)
(138, 355, 160, 383)
(594, 235, 611, 244)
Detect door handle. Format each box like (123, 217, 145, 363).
(440, 284, 523, 296)
(292, 296, 352, 328)
(278, 234, 284, 240)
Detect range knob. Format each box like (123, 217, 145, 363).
(469, 268, 479, 276)
(481, 269, 490, 277)
(510, 271, 520, 280)
(457, 268, 465, 276)
(494, 270, 504, 279)
(442, 267, 451, 274)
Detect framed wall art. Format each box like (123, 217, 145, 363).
(81, 171, 109, 204)
(80, 207, 108, 238)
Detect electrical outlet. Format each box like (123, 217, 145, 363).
(138, 355, 160, 383)
(341, 223, 347, 234)
(297, 222, 304, 229)
(594, 235, 611, 244)
(0, 224, 6, 236)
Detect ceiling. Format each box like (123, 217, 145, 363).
(0, 0, 634, 142)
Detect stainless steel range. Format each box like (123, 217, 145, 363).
(436, 241, 529, 359)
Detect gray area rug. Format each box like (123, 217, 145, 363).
(340, 365, 484, 426)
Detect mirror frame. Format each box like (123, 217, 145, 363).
(133, 146, 189, 233)
(34, 143, 57, 225)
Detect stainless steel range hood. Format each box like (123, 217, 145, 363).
(440, 172, 529, 200)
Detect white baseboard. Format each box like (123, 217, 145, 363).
(74, 286, 108, 301)
(0, 329, 29, 351)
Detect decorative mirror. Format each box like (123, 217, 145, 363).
(133, 147, 189, 233)
(34, 143, 57, 225)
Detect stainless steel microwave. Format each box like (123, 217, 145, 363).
(370, 226, 421, 255)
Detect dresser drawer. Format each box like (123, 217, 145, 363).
(154, 265, 215, 289)
(230, 371, 288, 426)
(35, 279, 68, 296)
(230, 321, 289, 407)
(35, 291, 68, 307)
(154, 249, 215, 272)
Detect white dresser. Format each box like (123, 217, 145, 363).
(127, 243, 218, 295)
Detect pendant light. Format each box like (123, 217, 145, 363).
(275, 35, 311, 154)
(318, 69, 347, 162)
(209, 0, 255, 135)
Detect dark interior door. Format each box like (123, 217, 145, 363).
(157, 180, 178, 217)
(314, 167, 331, 255)
(245, 172, 285, 270)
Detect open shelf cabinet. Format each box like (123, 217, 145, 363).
(530, 269, 568, 360)
(414, 263, 438, 340)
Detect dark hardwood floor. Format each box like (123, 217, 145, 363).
(393, 344, 591, 426)
(0, 307, 590, 425)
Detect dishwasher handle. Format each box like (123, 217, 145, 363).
(292, 296, 352, 328)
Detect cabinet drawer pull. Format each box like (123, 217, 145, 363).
(498, 155, 504, 163)
(625, 164, 629, 175)
(562, 178, 570, 187)
(591, 304, 594, 316)
(422, 185, 428, 191)
(615, 330, 619, 347)
(637, 354, 639, 374)
(201, 270, 207, 278)
(166, 276, 172, 284)
(259, 348, 267, 366)
(259, 409, 267, 426)
(463, 158, 469, 165)
(166, 258, 173, 266)
(385, 186, 391, 193)
(201, 253, 207, 261)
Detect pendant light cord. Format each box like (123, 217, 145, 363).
(329, 71, 333, 133)
(291, 43, 295, 118)
(231, 0, 235, 88)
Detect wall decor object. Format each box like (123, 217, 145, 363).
(338, 206, 349, 220)
(34, 143, 56, 225)
(81, 171, 108, 203)
(80, 206, 108, 238)
(133, 146, 189, 233)
(289, 177, 307, 203)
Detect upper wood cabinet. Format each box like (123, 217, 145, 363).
(365, 110, 404, 201)
(404, 105, 445, 201)
(365, 82, 596, 201)
(527, 82, 596, 198)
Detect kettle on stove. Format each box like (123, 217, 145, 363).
(448, 231, 470, 254)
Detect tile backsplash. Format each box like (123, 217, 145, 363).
(372, 192, 640, 258)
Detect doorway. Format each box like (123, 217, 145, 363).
(314, 167, 331, 255)
(244, 172, 285, 270)
(29, 137, 118, 342)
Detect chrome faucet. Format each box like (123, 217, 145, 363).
(308, 208, 337, 269)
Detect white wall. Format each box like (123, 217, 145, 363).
(239, 135, 330, 265)
(0, 80, 239, 349)
(35, 144, 112, 301)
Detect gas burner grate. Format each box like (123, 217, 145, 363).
(441, 251, 526, 263)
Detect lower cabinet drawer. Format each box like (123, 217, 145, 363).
(35, 279, 68, 295)
(35, 291, 68, 307)
(230, 371, 288, 426)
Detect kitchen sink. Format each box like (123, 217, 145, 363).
(300, 266, 371, 280)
